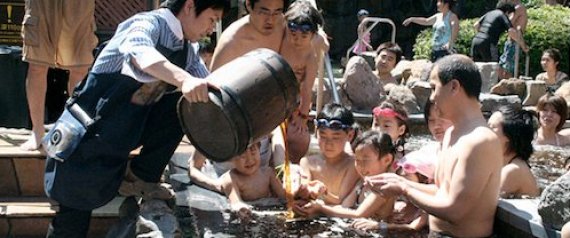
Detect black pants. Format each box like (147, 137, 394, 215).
(46, 205, 92, 238)
(471, 37, 498, 62)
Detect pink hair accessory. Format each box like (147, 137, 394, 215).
(372, 107, 407, 121)
(396, 149, 436, 179)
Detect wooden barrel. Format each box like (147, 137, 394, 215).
(178, 49, 299, 162)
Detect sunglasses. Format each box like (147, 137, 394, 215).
(314, 119, 351, 130)
(287, 21, 313, 33)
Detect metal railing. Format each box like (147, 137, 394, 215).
(345, 17, 397, 64)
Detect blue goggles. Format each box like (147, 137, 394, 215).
(314, 119, 351, 130)
(288, 21, 313, 33)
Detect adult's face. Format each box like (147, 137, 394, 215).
(180, 5, 223, 42)
(540, 53, 559, 72)
(248, 0, 285, 35)
(429, 66, 453, 119)
(539, 104, 562, 131)
(375, 50, 397, 75)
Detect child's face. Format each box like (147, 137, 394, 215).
(317, 128, 352, 159)
(286, 22, 314, 49)
(354, 144, 389, 177)
(375, 50, 397, 75)
(539, 104, 561, 131)
(232, 143, 261, 176)
(427, 106, 452, 142)
(372, 116, 405, 144)
(540, 53, 558, 72)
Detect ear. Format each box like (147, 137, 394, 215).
(184, 0, 195, 14)
(245, 0, 253, 12)
(380, 154, 394, 171)
(449, 79, 460, 95)
(397, 124, 406, 137)
(347, 129, 355, 142)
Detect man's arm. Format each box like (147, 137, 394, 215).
(405, 134, 501, 222)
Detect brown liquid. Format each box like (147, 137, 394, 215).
(279, 121, 294, 219)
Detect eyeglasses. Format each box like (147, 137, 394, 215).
(288, 21, 313, 33)
(314, 119, 351, 130)
(255, 8, 283, 17)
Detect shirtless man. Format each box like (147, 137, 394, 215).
(365, 55, 503, 237)
(209, 0, 288, 71)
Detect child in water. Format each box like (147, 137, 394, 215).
(297, 131, 397, 221)
(372, 100, 410, 159)
(296, 103, 360, 206)
(220, 142, 285, 218)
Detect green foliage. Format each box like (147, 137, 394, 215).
(413, 5, 570, 78)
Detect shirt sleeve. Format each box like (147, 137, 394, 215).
(501, 14, 513, 31)
(119, 17, 167, 83)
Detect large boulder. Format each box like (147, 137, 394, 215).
(409, 80, 432, 112)
(480, 94, 522, 112)
(490, 78, 527, 100)
(538, 171, 570, 230)
(406, 59, 432, 85)
(387, 85, 421, 114)
(342, 56, 386, 111)
(476, 62, 499, 93)
(523, 80, 548, 106)
(392, 59, 413, 84)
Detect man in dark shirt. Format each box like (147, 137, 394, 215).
(470, 1, 527, 62)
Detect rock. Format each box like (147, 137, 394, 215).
(409, 81, 432, 111)
(476, 62, 499, 93)
(312, 78, 350, 108)
(490, 78, 527, 100)
(479, 94, 522, 112)
(342, 56, 386, 111)
(392, 59, 413, 83)
(406, 60, 432, 85)
(523, 80, 547, 106)
(555, 82, 570, 117)
(137, 199, 180, 238)
(387, 85, 421, 114)
(105, 197, 139, 238)
(538, 171, 570, 230)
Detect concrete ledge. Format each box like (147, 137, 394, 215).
(496, 199, 561, 238)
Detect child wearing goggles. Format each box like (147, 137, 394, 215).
(279, 0, 325, 163)
(293, 103, 360, 211)
(299, 131, 397, 222)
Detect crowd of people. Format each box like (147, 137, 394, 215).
(15, 0, 570, 237)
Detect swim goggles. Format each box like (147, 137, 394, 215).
(288, 21, 314, 33)
(314, 118, 351, 130)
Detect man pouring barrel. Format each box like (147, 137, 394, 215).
(42, 0, 229, 236)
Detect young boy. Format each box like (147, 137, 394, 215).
(296, 103, 360, 207)
(220, 142, 286, 218)
(278, 0, 324, 162)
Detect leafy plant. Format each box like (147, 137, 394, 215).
(413, 5, 570, 78)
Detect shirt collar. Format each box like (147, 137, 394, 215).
(157, 8, 183, 40)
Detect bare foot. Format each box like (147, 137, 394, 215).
(19, 131, 44, 151)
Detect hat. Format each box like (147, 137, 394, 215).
(357, 9, 369, 17)
(396, 146, 437, 179)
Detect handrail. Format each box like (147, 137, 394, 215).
(345, 17, 397, 64)
(324, 53, 341, 104)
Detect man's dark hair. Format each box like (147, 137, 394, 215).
(496, 1, 516, 14)
(249, 0, 290, 12)
(433, 54, 482, 99)
(376, 42, 403, 65)
(497, 105, 535, 162)
(161, 0, 230, 16)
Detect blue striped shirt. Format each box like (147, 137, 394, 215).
(92, 8, 209, 82)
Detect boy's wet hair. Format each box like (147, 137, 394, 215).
(316, 103, 354, 131)
(497, 105, 535, 161)
(161, 0, 230, 17)
(536, 93, 568, 131)
(284, 0, 323, 33)
(543, 48, 562, 70)
(352, 130, 395, 161)
(433, 54, 482, 99)
(376, 42, 403, 65)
